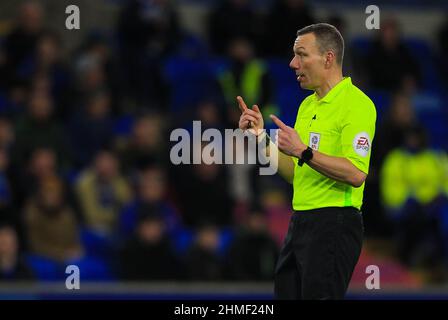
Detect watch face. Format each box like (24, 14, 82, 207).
(303, 147, 313, 161)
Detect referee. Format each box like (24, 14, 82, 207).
(237, 23, 376, 299)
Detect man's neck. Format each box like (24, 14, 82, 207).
(315, 72, 344, 100)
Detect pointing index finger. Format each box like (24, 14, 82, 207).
(270, 114, 288, 130)
(237, 96, 248, 113)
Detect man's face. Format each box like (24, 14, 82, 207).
(0, 227, 17, 257)
(289, 33, 326, 90)
(139, 168, 166, 202)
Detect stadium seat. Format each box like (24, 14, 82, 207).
(351, 36, 441, 92)
(350, 37, 373, 58)
(267, 58, 297, 89)
(411, 90, 447, 149)
(404, 37, 441, 92)
(171, 227, 195, 256)
(217, 227, 234, 257)
(417, 111, 448, 149)
(163, 56, 219, 112)
(113, 114, 135, 137)
(177, 32, 210, 59)
(365, 89, 391, 123)
(65, 256, 114, 281)
(25, 254, 62, 281)
(79, 228, 116, 262)
(275, 85, 307, 128)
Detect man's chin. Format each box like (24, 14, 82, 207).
(299, 82, 312, 90)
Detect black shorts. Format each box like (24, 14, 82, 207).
(274, 206, 364, 300)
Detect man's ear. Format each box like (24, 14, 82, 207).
(325, 51, 335, 68)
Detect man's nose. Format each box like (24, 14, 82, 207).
(289, 56, 299, 70)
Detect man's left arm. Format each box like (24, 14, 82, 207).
(303, 151, 367, 187)
(270, 106, 375, 188)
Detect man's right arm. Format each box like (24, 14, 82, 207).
(258, 132, 295, 184)
(237, 95, 295, 183)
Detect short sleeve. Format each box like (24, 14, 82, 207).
(340, 100, 376, 174)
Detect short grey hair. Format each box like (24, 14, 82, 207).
(297, 23, 344, 65)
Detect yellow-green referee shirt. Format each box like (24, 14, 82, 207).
(292, 77, 376, 211)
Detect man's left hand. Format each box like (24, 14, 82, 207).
(270, 114, 307, 158)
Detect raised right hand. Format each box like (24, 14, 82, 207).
(237, 96, 264, 136)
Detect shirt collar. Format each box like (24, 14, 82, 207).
(315, 77, 351, 104)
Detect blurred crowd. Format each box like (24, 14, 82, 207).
(0, 0, 447, 283)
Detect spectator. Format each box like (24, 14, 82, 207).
(13, 89, 68, 169)
(184, 224, 224, 281)
(175, 147, 233, 227)
(365, 17, 421, 92)
(74, 34, 120, 114)
(23, 176, 83, 262)
(373, 93, 418, 165)
(215, 37, 277, 127)
(75, 150, 131, 234)
(380, 126, 447, 268)
(14, 147, 58, 206)
(208, 0, 262, 55)
(119, 114, 167, 174)
(117, 0, 180, 59)
(0, 149, 17, 228)
(116, 0, 175, 108)
(266, 0, 315, 57)
(437, 16, 448, 89)
(120, 164, 180, 238)
(325, 15, 366, 86)
(196, 99, 225, 130)
(0, 118, 16, 201)
(119, 211, 181, 280)
(0, 118, 15, 151)
(0, 121, 16, 223)
(363, 93, 418, 237)
(0, 223, 34, 281)
(0, 1, 44, 88)
(226, 211, 279, 281)
(68, 90, 114, 168)
(75, 60, 107, 104)
(19, 32, 72, 119)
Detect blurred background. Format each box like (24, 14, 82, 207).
(0, 0, 447, 299)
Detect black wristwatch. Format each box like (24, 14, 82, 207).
(298, 146, 313, 167)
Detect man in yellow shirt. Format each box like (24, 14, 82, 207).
(237, 23, 376, 299)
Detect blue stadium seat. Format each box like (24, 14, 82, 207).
(62, 169, 81, 186)
(275, 85, 307, 128)
(411, 91, 447, 149)
(439, 204, 448, 257)
(267, 58, 297, 89)
(418, 111, 448, 150)
(171, 227, 195, 256)
(177, 32, 210, 59)
(350, 37, 373, 58)
(25, 254, 62, 281)
(171, 226, 234, 257)
(365, 89, 391, 123)
(351, 36, 441, 92)
(79, 228, 115, 262)
(217, 227, 235, 257)
(404, 37, 441, 92)
(113, 114, 135, 137)
(163, 56, 219, 112)
(65, 256, 114, 281)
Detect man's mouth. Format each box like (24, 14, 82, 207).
(297, 73, 305, 81)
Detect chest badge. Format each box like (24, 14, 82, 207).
(309, 132, 321, 151)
